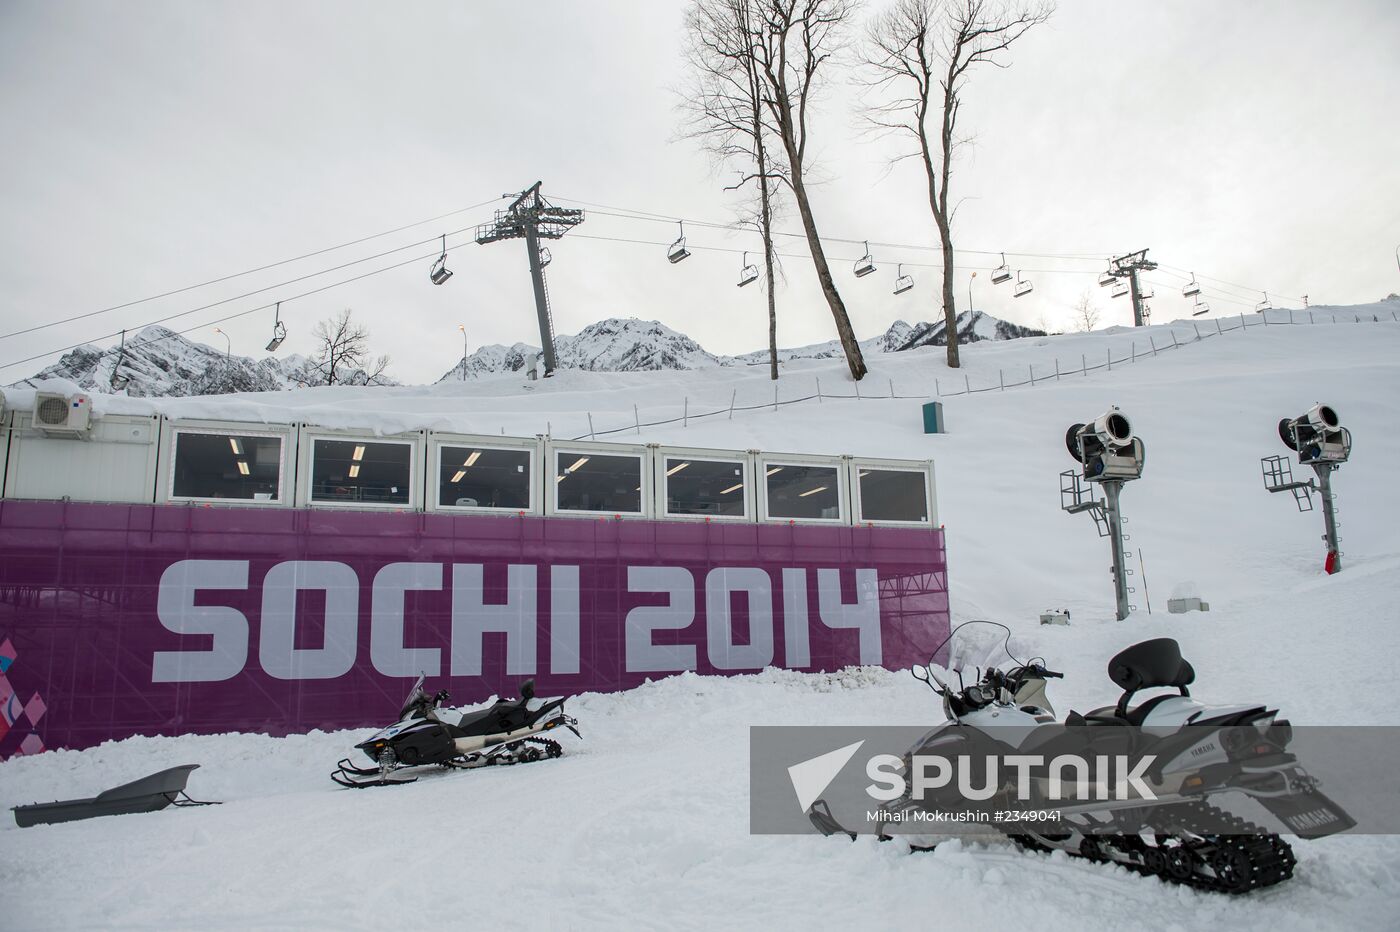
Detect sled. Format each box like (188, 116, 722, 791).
(12, 763, 219, 828)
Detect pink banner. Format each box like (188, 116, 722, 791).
(0, 500, 948, 755)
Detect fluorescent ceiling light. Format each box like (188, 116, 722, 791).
(229, 437, 243, 455)
(566, 456, 589, 473)
(665, 462, 689, 476)
(765, 466, 782, 476)
(352, 445, 366, 462)
(464, 450, 481, 467)
(236, 461, 250, 476)
(719, 483, 743, 495)
(451, 470, 466, 483)
(798, 485, 828, 498)
(349, 464, 361, 478)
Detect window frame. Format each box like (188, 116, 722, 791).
(544, 440, 652, 518)
(755, 452, 850, 525)
(426, 433, 541, 515)
(847, 458, 937, 528)
(164, 424, 290, 506)
(301, 430, 421, 511)
(651, 445, 755, 523)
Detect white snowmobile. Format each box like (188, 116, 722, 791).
(332, 675, 580, 788)
(810, 622, 1355, 894)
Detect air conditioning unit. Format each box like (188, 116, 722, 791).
(33, 392, 92, 435)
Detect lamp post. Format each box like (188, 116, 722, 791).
(212, 327, 230, 365)
(458, 325, 467, 381)
(968, 271, 977, 315)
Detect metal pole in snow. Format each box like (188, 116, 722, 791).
(1193, 323, 1201, 340)
(728, 389, 736, 420)
(773, 383, 778, 412)
(1055, 359, 1061, 381)
(634, 404, 640, 435)
(935, 377, 940, 397)
(964, 374, 971, 395)
(1148, 336, 1157, 357)
(1216, 319, 1223, 335)
(1107, 348, 1112, 372)
(999, 369, 1005, 391)
(1081, 354, 1086, 376)
(889, 378, 895, 398)
(683, 397, 688, 428)
(816, 377, 822, 404)
(1029, 364, 1035, 385)
(1131, 341, 1136, 362)
(587, 413, 596, 440)
(1170, 331, 1179, 349)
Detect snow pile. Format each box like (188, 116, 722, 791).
(3, 302, 1399, 929)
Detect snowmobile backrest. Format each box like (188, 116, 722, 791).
(1109, 638, 1195, 719)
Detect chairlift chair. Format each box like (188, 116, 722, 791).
(1098, 269, 1117, 288)
(1111, 280, 1130, 299)
(265, 302, 287, 352)
(538, 246, 552, 269)
(1191, 296, 1210, 317)
(893, 264, 914, 295)
(737, 252, 759, 287)
(990, 253, 1013, 285)
(1182, 273, 1201, 298)
(1013, 270, 1033, 298)
(853, 241, 876, 278)
(429, 234, 453, 285)
(667, 221, 691, 264)
(1255, 291, 1271, 313)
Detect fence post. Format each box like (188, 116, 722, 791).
(1029, 364, 1034, 386)
(1055, 358, 1061, 381)
(1240, 313, 1246, 331)
(889, 378, 895, 398)
(728, 389, 736, 420)
(634, 404, 641, 435)
(1081, 354, 1086, 376)
(1216, 318, 1223, 335)
(1148, 336, 1157, 356)
(1170, 331, 1179, 349)
(816, 377, 823, 404)
(587, 413, 596, 440)
(1288, 309, 1294, 324)
(683, 397, 688, 428)
(1309, 311, 1314, 324)
(935, 377, 941, 397)
(1131, 341, 1136, 362)
(964, 374, 971, 394)
(1107, 348, 1112, 372)
(773, 383, 779, 412)
(999, 369, 1005, 391)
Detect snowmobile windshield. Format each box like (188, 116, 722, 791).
(398, 674, 428, 720)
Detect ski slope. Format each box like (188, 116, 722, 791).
(4, 304, 1399, 931)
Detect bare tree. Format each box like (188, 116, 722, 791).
(751, 0, 868, 381)
(681, 0, 788, 380)
(310, 308, 391, 386)
(1072, 288, 1101, 332)
(862, 0, 1052, 369)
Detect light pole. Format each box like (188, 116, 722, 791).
(212, 327, 230, 364)
(458, 325, 467, 381)
(968, 271, 977, 315)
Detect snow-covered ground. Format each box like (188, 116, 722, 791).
(4, 304, 1399, 930)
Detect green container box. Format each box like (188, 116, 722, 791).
(922, 400, 945, 434)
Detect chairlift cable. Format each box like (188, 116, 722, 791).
(0, 241, 472, 375)
(0, 196, 506, 343)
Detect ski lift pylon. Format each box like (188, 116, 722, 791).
(853, 241, 876, 278)
(991, 253, 1012, 285)
(737, 252, 758, 287)
(430, 234, 453, 285)
(265, 301, 287, 352)
(893, 264, 914, 295)
(1013, 270, 1033, 298)
(667, 221, 691, 264)
(1182, 273, 1201, 298)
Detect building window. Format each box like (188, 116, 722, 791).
(172, 431, 283, 501)
(437, 445, 531, 510)
(857, 468, 928, 523)
(765, 463, 840, 520)
(555, 451, 642, 513)
(311, 439, 411, 505)
(664, 457, 746, 517)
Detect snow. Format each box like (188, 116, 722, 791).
(3, 302, 1400, 930)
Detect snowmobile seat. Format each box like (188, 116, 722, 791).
(1107, 637, 1195, 720)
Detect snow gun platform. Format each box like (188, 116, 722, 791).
(12, 763, 219, 828)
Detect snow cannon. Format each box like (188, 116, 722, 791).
(1278, 403, 1351, 466)
(1065, 406, 1144, 482)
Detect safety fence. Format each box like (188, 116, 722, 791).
(564, 307, 1398, 441)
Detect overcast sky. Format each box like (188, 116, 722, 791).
(2, 0, 1397, 385)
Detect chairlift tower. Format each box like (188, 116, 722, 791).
(1060, 408, 1147, 620)
(1103, 249, 1158, 327)
(475, 182, 584, 376)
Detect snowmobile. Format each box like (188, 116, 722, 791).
(331, 675, 580, 788)
(809, 623, 1355, 894)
